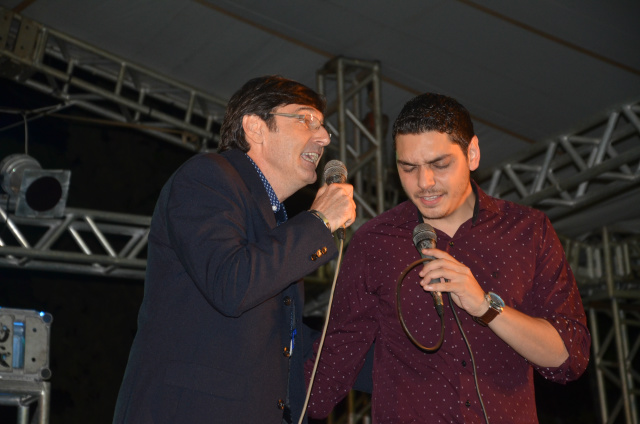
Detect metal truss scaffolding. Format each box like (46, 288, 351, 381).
(316, 56, 389, 224)
(0, 380, 51, 424)
(564, 229, 640, 424)
(0, 7, 226, 152)
(475, 99, 640, 222)
(303, 56, 391, 320)
(0, 206, 149, 280)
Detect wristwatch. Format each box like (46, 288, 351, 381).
(473, 292, 504, 327)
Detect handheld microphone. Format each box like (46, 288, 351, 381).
(323, 160, 348, 240)
(323, 159, 347, 184)
(412, 223, 444, 316)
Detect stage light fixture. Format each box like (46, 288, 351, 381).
(0, 154, 71, 218)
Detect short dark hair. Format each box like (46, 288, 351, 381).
(392, 93, 475, 155)
(218, 75, 326, 152)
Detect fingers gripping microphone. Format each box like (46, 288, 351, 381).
(413, 223, 444, 317)
(396, 224, 446, 352)
(323, 160, 348, 240)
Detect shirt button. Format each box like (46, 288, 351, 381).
(465, 400, 471, 408)
(449, 241, 454, 246)
(283, 296, 292, 306)
(277, 399, 285, 410)
(461, 360, 467, 367)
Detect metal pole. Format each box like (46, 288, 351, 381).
(589, 306, 609, 423)
(602, 227, 633, 423)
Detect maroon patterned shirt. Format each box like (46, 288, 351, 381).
(306, 182, 590, 423)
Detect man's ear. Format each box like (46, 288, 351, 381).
(468, 135, 480, 172)
(243, 114, 265, 147)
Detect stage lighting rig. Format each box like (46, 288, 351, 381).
(0, 153, 70, 218)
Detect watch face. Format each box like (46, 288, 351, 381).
(488, 292, 505, 308)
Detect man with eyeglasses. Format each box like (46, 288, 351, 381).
(113, 75, 356, 424)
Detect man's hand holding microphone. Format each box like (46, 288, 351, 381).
(309, 160, 356, 239)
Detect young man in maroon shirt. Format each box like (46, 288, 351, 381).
(305, 93, 590, 423)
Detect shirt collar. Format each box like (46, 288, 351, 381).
(244, 153, 287, 217)
(471, 179, 502, 222)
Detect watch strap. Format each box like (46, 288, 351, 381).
(473, 307, 500, 327)
(473, 292, 503, 327)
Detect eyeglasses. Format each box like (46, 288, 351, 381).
(269, 113, 332, 138)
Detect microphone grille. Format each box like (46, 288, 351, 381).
(412, 223, 437, 248)
(323, 159, 347, 184)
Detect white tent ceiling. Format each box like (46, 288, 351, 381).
(1, 0, 639, 237)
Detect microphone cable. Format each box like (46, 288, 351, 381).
(299, 159, 349, 423)
(448, 292, 490, 424)
(396, 257, 445, 352)
(298, 237, 345, 424)
(395, 258, 490, 424)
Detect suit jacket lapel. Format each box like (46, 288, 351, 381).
(222, 149, 277, 229)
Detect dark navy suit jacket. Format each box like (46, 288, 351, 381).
(113, 150, 337, 423)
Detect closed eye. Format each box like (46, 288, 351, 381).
(433, 162, 450, 169)
(398, 164, 417, 172)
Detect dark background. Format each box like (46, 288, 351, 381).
(0, 79, 598, 423)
